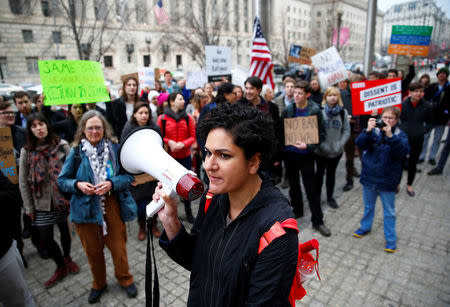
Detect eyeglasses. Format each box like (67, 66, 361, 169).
(85, 126, 104, 131)
(0, 111, 15, 116)
(381, 116, 395, 120)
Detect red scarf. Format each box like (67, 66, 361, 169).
(27, 141, 69, 211)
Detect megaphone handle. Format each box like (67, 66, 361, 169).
(146, 198, 166, 218)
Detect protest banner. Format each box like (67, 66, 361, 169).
(186, 70, 208, 90)
(388, 25, 433, 57)
(333, 27, 350, 47)
(351, 78, 402, 115)
(284, 116, 319, 145)
(138, 67, 155, 89)
(38, 60, 110, 106)
(121, 72, 139, 83)
(288, 45, 317, 65)
(311, 46, 348, 90)
(232, 66, 249, 88)
(205, 46, 232, 82)
(0, 128, 18, 184)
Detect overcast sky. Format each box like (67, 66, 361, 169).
(377, 0, 450, 18)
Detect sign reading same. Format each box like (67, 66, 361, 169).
(0, 128, 17, 184)
(351, 78, 402, 115)
(39, 60, 110, 106)
(284, 116, 319, 146)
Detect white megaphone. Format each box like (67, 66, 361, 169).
(119, 127, 205, 218)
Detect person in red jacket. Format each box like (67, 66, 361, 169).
(157, 92, 196, 223)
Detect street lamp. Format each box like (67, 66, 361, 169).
(126, 43, 134, 63)
(336, 9, 343, 52)
(162, 44, 169, 62)
(81, 43, 91, 60)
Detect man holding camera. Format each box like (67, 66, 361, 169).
(353, 107, 410, 253)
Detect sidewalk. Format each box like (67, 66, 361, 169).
(22, 156, 449, 306)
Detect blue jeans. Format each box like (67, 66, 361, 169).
(437, 134, 450, 171)
(360, 184, 396, 244)
(420, 125, 445, 161)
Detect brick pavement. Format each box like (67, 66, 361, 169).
(22, 148, 449, 306)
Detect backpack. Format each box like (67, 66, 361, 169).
(204, 191, 321, 306)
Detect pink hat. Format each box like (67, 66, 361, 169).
(157, 93, 169, 106)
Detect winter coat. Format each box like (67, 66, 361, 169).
(19, 140, 70, 214)
(400, 97, 433, 138)
(281, 100, 326, 153)
(274, 94, 293, 116)
(160, 179, 298, 306)
(424, 81, 450, 125)
(106, 96, 131, 138)
(157, 108, 196, 159)
(316, 107, 350, 158)
(356, 126, 410, 191)
(57, 142, 136, 225)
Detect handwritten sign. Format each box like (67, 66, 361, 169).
(311, 47, 348, 90)
(186, 71, 208, 90)
(388, 25, 433, 56)
(138, 67, 155, 89)
(0, 128, 18, 184)
(121, 72, 139, 83)
(351, 78, 402, 115)
(38, 60, 110, 106)
(284, 116, 319, 145)
(205, 46, 232, 82)
(288, 45, 317, 65)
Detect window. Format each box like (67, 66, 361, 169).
(176, 55, 182, 68)
(26, 57, 39, 73)
(55, 56, 66, 59)
(9, 0, 31, 14)
(94, 0, 107, 19)
(238, 54, 241, 65)
(0, 57, 8, 76)
(143, 55, 151, 67)
(136, 0, 147, 23)
(234, 0, 239, 31)
(224, 2, 229, 31)
(22, 30, 33, 43)
(317, 11, 321, 17)
(104, 56, 113, 67)
(41, 0, 50, 16)
(52, 31, 62, 43)
(171, 0, 179, 26)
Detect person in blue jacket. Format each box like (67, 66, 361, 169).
(353, 107, 410, 253)
(58, 110, 137, 304)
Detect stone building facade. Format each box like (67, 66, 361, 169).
(381, 0, 449, 55)
(0, 0, 384, 85)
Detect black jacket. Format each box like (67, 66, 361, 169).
(424, 81, 450, 125)
(400, 97, 434, 138)
(160, 180, 298, 306)
(106, 96, 129, 138)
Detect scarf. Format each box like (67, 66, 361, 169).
(325, 104, 342, 118)
(27, 141, 69, 211)
(81, 138, 115, 235)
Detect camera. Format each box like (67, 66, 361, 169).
(375, 118, 387, 129)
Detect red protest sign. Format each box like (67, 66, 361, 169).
(351, 78, 402, 115)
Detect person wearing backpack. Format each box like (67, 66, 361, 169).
(157, 92, 196, 223)
(18, 113, 79, 289)
(155, 103, 298, 306)
(315, 87, 350, 209)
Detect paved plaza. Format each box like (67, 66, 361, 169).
(22, 149, 449, 306)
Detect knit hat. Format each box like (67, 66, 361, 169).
(147, 90, 160, 103)
(437, 67, 449, 78)
(157, 93, 169, 106)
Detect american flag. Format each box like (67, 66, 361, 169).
(153, 0, 169, 26)
(249, 17, 274, 89)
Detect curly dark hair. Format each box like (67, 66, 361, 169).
(198, 103, 274, 163)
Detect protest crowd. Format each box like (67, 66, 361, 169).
(1, 26, 450, 307)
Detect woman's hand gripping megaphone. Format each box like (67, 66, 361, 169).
(151, 182, 179, 222)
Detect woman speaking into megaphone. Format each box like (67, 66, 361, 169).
(154, 103, 298, 306)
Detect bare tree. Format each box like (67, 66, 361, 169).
(162, 0, 229, 69)
(53, 0, 132, 61)
(271, 20, 290, 70)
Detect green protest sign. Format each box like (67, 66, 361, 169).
(38, 60, 111, 105)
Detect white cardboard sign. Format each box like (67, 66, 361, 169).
(311, 47, 348, 90)
(138, 67, 155, 89)
(186, 70, 208, 90)
(205, 46, 232, 82)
